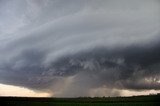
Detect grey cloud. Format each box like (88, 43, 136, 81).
(0, 42, 160, 95)
(49, 43, 160, 96)
(0, 0, 160, 97)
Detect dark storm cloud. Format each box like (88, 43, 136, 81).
(47, 41, 160, 96)
(49, 42, 160, 87)
(0, 40, 160, 93)
(0, 0, 160, 96)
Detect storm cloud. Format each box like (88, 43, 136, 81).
(0, 0, 160, 97)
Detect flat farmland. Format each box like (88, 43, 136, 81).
(0, 95, 159, 106)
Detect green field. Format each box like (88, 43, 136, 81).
(1, 95, 159, 106)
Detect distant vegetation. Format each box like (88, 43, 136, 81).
(1, 95, 160, 106)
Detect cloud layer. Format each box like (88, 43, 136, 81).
(0, 0, 160, 97)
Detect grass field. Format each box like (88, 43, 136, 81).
(0, 95, 159, 106)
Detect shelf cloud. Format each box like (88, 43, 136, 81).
(0, 0, 160, 97)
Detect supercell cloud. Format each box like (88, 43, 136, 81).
(0, 0, 160, 97)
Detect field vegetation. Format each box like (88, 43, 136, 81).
(0, 94, 159, 106)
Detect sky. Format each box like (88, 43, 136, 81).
(0, 0, 160, 97)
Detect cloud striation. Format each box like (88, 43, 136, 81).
(0, 0, 160, 97)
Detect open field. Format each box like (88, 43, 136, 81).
(0, 95, 160, 106)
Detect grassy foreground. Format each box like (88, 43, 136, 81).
(0, 95, 159, 106)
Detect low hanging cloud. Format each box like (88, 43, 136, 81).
(0, 0, 160, 97)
